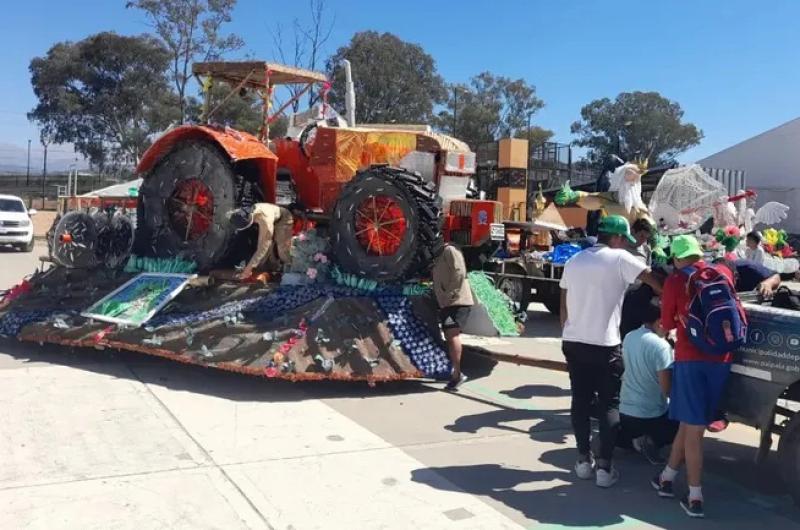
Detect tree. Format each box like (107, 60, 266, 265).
(514, 125, 554, 147)
(570, 91, 703, 166)
(127, 0, 243, 123)
(327, 32, 446, 124)
(186, 82, 263, 135)
(435, 73, 544, 149)
(272, 0, 335, 112)
(28, 32, 179, 167)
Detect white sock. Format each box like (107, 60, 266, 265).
(660, 465, 678, 483)
(689, 485, 703, 501)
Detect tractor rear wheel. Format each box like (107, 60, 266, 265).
(134, 141, 247, 271)
(330, 166, 443, 281)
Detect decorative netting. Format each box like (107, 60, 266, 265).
(649, 164, 727, 233)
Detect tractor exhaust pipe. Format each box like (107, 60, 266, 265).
(342, 59, 356, 127)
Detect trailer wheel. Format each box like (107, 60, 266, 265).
(330, 166, 442, 281)
(778, 411, 800, 504)
(496, 269, 531, 313)
(134, 141, 239, 271)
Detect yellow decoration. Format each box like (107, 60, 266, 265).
(763, 228, 780, 247)
(534, 183, 546, 215)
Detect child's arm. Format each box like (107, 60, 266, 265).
(658, 369, 672, 398)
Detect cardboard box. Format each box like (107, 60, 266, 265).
(496, 187, 527, 222)
(496, 168, 527, 189)
(498, 138, 528, 169)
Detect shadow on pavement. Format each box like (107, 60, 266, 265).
(500, 383, 571, 399)
(0, 338, 439, 403)
(412, 437, 800, 528)
(444, 398, 571, 444)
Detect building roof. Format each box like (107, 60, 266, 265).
(80, 179, 141, 198)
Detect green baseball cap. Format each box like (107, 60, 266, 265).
(598, 215, 636, 244)
(670, 234, 703, 259)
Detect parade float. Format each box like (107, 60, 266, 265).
(0, 60, 518, 384)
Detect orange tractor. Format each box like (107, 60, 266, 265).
(133, 61, 503, 280)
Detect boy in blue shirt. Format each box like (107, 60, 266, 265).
(618, 300, 678, 464)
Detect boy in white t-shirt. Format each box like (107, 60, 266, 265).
(560, 215, 662, 488)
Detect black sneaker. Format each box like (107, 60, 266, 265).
(680, 496, 705, 518)
(651, 475, 674, 498)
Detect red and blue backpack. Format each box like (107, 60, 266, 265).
(682, 265, 748, 356)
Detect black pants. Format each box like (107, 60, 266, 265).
(563, 341, 623, 463)
(617, 413, 679, 450)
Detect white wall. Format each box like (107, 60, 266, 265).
(699, 117, 800, 233)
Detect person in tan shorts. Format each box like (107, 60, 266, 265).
(431, 244, 474, 390)
(228, 203, 294, 279)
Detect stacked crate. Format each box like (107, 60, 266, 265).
(496, 138, 528, 221)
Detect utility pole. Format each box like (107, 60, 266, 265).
(452, 85, 459, 138)
(41, 142, 48, 208)
(25, 139, 31, 186)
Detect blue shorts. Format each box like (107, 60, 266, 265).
(669, 361, 731, 426)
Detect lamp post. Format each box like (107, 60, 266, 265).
(25, 139, 31, 186)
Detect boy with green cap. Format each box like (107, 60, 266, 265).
(560, 215, 662, 488)
(652, 234, 735, 518)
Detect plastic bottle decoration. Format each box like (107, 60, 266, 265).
(314, 354, 335, 372)
(0, 309, 75, 338)
(467, 272, 520, 336)
(375, 295, 451, 378)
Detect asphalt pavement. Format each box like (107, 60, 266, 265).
(1, 243, 800, 529)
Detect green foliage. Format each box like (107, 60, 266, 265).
(570, 91, 703, 166)
(327, 31, 446, 124)
(127, 0, 243, 122)
(28, 32, 178, 168)
(514, 125, 554, 147)
(435, 73, 544, 149)
(186, 81, 263, 135)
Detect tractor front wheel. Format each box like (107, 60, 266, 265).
(134, 141, 247, 271)
(330, 167, 443, 281)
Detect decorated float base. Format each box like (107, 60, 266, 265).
(0, 266, 464, 384)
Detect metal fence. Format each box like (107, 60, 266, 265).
(702, 167, 747, 196)
(476, 141, 597, 195)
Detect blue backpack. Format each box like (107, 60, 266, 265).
(682, 265, 748, 356)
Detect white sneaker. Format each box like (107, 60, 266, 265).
(574, 459, 594, 480)
(596, 467, 619, 488)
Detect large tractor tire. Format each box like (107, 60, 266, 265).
(134, 141, 247, 271)
(330, 166, 443, 281)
